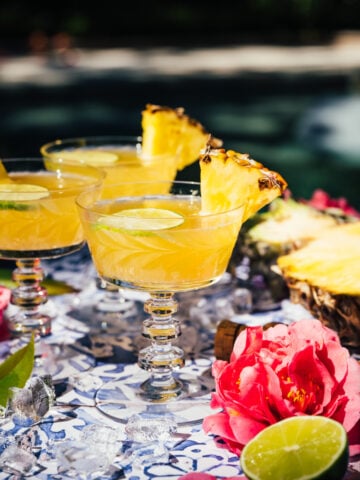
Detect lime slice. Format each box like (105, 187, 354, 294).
(54, 149, 118, 166)
(98, 208, 184, 231)
(240, 416, 349, 480)
(0, 184, 50, 201)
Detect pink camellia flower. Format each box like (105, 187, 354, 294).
(203, 319, 360, 457)
(179, 475, 246, 480)
(0, 286, 11, 341)
(302, 188, 360, 218)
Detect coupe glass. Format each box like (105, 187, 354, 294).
(0, 158, 103, 338)
(76, 180, 245, 422)
(40, 136, 177, 331)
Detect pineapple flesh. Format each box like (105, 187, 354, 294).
(246, 198, 339, 250)
(141, 104, 221, 171)
(278, 222, 360, 296)
(277, 221, 360, 352)
(229, 197, 341, 311)
(199, 147, 287, 221)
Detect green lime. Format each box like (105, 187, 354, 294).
(98, 208, 184, 232)
(240, 416, 349, 480)
(0, 201, 34, 211)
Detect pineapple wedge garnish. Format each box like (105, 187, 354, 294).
(141, 103, 222, 171)
(199, 146, 287, 221)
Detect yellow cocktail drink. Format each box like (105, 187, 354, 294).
(40, 136, 177, 188)
(77, 180, 245, 405)
(41, 136, 185, 317)
(0, 158, 103, 337)
(0, 164, 103, 258)
(75, 142, 287, 413)
(79, 195, 244, 292)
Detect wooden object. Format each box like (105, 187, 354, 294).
(214, 319, 281, 361)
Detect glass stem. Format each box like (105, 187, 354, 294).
(8, 258, 52, 337)
(138, 293, 185, 402)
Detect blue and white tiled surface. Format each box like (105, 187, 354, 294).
(1, 249, 358, 479)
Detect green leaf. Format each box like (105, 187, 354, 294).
(0, 335, 35, 407)
(0, 268, 79, 295)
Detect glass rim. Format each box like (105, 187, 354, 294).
(76, 179, 245, 218)
(39, 135, 178, 163)
(40, 135, 142, 153)
(0, 157, 105, 191)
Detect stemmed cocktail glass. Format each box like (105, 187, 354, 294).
(40, 136, 177, 331)
(0, 158, 103, 338)
(76, 180, 245, 422)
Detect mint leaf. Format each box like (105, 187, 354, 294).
(0, 335, 35, 407)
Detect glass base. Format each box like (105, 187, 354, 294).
(54, 278, 146, 334)
(7, 332, 96, 382)
(95, 361, 216, 425)
(5, 300, 57, 337)
(34, 342, 96, 381)
(94, 277, 136, 314)
(59, 299, 144, 335)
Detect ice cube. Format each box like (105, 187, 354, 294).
(57, 440, 105, 475)
(81, 424, 121, 460)
(0, 444, 37, 475)
(8, 375, 56, 421)
(125, 413, 177, 443)
(127, 441, 170, 468)
(56, 424, 121, 478)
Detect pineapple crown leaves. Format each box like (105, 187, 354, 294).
(0, 335, 35, 408)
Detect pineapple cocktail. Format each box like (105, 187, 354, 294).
(40, 105, 219, 188)
(77, 181, 244, 407)
(77, 148, 287, 410)
(0, 158, 103, 337)
(40, 104, 221, 318)
(40, 135, 178, 189)
(40, 135, 178, 317)
(77, 182, 244, 293)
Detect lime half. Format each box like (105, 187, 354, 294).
(240, 416, 349, 480)
(55, 149, 118, 166)
(0, 184, 50, 201)
(98, 208, 184, 232)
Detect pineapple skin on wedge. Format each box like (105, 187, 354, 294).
(141, 104, 222, 171)
(199, 148, 288, 221)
